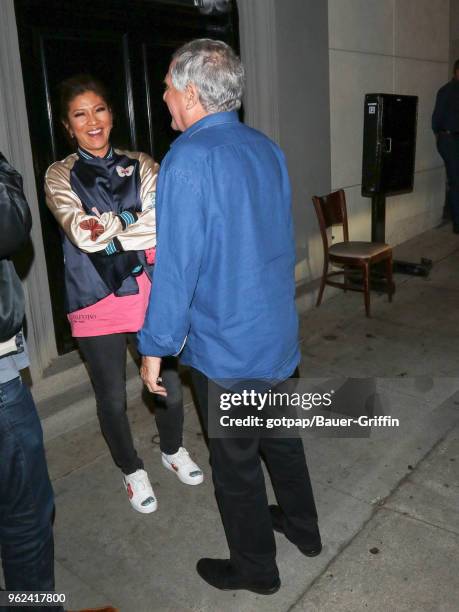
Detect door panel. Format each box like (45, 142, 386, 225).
(43, 33, 135, 158)
(142, 42, 180, 160)
(15, 0, 239, 353)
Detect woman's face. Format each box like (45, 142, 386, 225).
(64, 90, 113, 157)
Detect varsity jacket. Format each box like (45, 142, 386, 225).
(45, 148, 157, 313)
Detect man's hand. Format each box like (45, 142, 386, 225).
(140, 355, 167, 396)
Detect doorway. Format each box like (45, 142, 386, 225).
(15, 0, 239, 353)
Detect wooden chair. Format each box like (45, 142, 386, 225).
(312, 189, 393, 317)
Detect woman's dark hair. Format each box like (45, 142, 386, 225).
(58, 73, 112, 123)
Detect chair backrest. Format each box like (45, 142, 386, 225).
(312, 190, 349, 252)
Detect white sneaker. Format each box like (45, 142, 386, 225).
(123, 469, 158, 513)
(161, 447, 204, 486)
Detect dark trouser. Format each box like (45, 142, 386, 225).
(190, 367, 320, 581)
(77, 333, 184, 475)
(0, 377, 63, 612)
(437, 133, 459, 227)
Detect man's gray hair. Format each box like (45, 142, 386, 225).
(171, 39, 245, 113)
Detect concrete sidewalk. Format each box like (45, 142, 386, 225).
(39, 225, 458, 611)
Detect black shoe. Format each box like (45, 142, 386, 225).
(196, 558, 281, 595)
(269, 505, 322, 557)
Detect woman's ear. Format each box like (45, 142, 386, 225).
(62, 120, 73, 139)
(107, 107, 114, 130)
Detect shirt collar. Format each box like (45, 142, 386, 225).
(77, 145, 114, 160)
(171, 111, 240, 147)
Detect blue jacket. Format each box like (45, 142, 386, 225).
(138, 111, 300, 381)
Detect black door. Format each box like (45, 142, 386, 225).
(15, 0, 239, 354)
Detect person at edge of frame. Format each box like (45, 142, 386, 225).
(432, 58, 459, 233)
(0, 151, 116, 612)
(138, 39, 322, 595)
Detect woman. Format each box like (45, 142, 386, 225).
(45, 74, 203, 514)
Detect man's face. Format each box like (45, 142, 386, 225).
(163, 67, 188, 132)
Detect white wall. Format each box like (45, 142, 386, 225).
(238, 0, 331, 288)
(328, 0, 449, 256)
(274, 0, 331, 285)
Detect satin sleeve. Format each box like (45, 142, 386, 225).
(116, 152, 158, 251)
(45, 161, 123, 253)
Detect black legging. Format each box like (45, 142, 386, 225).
(77, 333, 184, 474)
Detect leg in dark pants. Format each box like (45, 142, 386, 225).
(78, 334, 185, 473)
(128, 335, 184, 454)
(260, 436, 320, 547)
(190, 367, 320, 581)
(149, 356, 184, 455)
(78, 334, 143, 475)
(191, 368, 277, 581)
(437, 134, 459, 229)
(0, 377, 62, 612)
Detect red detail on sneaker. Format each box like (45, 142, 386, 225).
(171, 463, 179, 472)
(127, 483, 134, 499)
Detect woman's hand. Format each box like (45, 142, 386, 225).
(140, 355, 167, 396)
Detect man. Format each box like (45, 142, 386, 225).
(0, 152, 115, 612)
(432, 59, 459, 233)
(0, 152, 57, 609)
(138, 39, 320, 594)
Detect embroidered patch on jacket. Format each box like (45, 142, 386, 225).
(116, 165, 134, 177)
(80, 218, 105, 241)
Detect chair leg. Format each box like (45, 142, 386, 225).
(385, 255, 393, 302)
(363, 262, 370, 317)
(317, 262, 328, 307)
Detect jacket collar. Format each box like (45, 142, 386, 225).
(171, 111, 239, 147)
(77, 146, 114, 161)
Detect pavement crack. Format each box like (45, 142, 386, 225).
(379, 505, 459, 537)
(286, 421, 458, 611)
